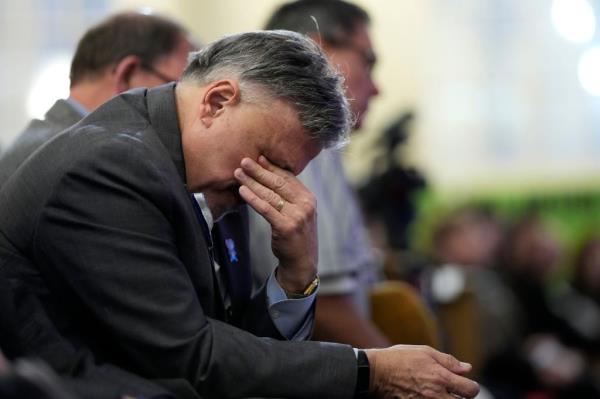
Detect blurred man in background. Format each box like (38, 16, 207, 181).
(250, 0, 389, 347)
(0, 11, 194, 187)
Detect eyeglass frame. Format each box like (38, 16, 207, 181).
(141, 64, 179, 83)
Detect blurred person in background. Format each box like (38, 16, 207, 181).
(0, 11, 194, 188)
(551, 235, 600, 379)
(571, 236, 600, 306)
(420, 206, 512, 370)
(484, 212, 600, 399)
(249, 0, 391, 348)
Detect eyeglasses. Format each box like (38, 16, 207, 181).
(142, 64, 179, 83)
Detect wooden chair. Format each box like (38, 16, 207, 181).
(370, 280, 440, 348)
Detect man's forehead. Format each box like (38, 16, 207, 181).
(350, 25, 377, 63)
(328, 24, 377, 67)
(266, 132, 321, 176)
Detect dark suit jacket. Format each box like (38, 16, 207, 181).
(0, 98, 179, 399)
(0, 84, 356, 398)
(0, 99, 82, 188)
(0, 273, 175, 399)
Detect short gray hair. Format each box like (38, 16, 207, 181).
(181, 30, 351, 148)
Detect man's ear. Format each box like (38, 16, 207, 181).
(198, 79, 241, 127)
(114, 55, 141, 93)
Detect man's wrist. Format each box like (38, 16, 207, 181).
(355, 350, 370, 398)
(275, 266, 318, 294)
(281, 274, 319, 299)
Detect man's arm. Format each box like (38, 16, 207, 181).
(237, 271, 316, 340)
(314, 294, 390, 348)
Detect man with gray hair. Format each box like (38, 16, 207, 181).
(0, 30, 479, 398)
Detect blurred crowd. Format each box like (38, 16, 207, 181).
(367, 200, 600, 398)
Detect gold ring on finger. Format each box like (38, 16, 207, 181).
(275, 198, 285, 212)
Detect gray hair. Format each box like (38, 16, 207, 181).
(181, 30, 351, 148)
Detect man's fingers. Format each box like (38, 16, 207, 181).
(241, 157, 287, 191)
(258, 155, 283, 173)
(234, 167, 285, 210)
(415, 347, 478, 398)
(427, 348, 472, 375)
(240, 157, 296, 200)
(444, 372, 480, 399)
(238, 185, 283, 225)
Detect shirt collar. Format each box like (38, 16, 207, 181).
(194, 193, 214, 231)
(65, 97, 89, 117)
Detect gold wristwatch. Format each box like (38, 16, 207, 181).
(285, 275, 320, 299)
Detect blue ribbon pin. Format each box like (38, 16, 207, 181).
(225, 238, 238, 263)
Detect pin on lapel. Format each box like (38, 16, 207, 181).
(225, 238, 238, 263)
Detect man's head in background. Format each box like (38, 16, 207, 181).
(265, 0, 378, 129)
(69, 11, 195, 111)
(0, 11, 195, 189)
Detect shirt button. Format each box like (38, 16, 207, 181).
(271, 310, 280, 319)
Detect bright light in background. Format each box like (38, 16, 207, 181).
(578, 47, 600, 95)
(551, 0, 596, 44)
(139, 6, 154, 15)
(26, 54, 71, 119)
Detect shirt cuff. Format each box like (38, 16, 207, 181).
(266, 269, 318, 341)
(318, 272, 359, 295)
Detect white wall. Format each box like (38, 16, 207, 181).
(2, 0, 600, 196)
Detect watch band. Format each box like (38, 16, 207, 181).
(302, 275, 319, 295)
(284, 275, 319, 299)
(355, 350, 370, 398)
